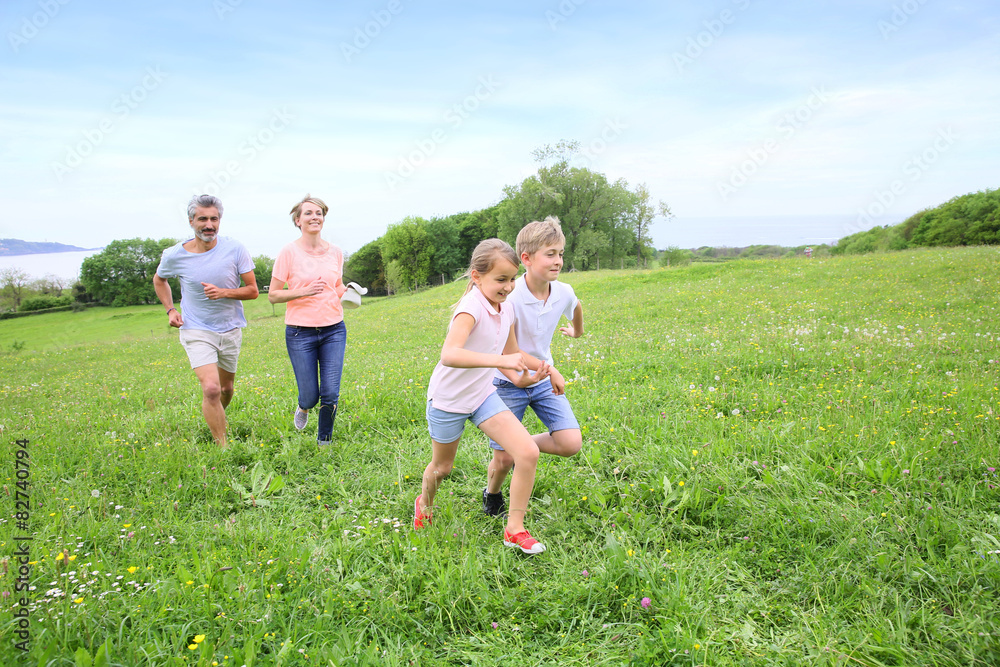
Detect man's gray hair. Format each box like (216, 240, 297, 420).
(187, 194, 224, 220)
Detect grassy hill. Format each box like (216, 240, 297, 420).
(834, 187, 1000, 254)
(1, 248, 999, 665)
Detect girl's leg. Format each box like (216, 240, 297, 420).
(316, 322, 347, 443)
(485, 381, 528, 495)
(478, 411, 539, 535)
(285, 326, 320, 411)
(420, 437, 460, 518)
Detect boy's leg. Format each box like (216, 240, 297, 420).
(486, 449, 514, 494)
(421, 437, 460, 517)
(531, 429, 582, 457)
(526, 378, 582, 456)
(478, 411, 539, 535)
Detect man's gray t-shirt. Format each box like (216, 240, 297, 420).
(155, 236, 254, 332)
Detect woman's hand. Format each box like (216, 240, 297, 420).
(300, 278, 327, 297)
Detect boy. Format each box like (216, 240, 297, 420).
(483, 216, 584, 516)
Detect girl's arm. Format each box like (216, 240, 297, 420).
(267, 275, 327, 304)
(441, 314, 527, 371)
(497, 324, 552, 387)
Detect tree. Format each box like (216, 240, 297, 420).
(624, 183, 673, 267)
(380, 217, 432, 291)
(253, 255, 274, 291)
(344, 239, 386, 295)
(457, 206, 500, 259)
(530, 139, 581, 165)
(30, 273, 68, 296)
(425, 216, 465, 284)
(499, 160, 635, 269)
(575, 228, 610, 270)
(0, 267, 30, 309)
(79, 238, 178, 306)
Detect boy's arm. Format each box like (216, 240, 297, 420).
(441, 315, 526, 371)
(559, 300, 584, 338)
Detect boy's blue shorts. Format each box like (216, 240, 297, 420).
(488, 377, 580, 451)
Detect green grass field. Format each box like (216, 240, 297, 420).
(2, 247, 999, 666)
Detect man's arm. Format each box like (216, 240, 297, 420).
(202, 270, 259, 301)
(153, 273, 183, 328)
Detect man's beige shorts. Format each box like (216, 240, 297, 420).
(179, 328, 243, 373)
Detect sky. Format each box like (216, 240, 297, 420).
(1, 0, 998, 259)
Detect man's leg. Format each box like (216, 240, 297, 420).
(193, 364, 227, 446)
(219, 367, 236, 409)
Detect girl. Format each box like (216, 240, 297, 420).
(415, 239, 551, 554)
(268, 194, 348, 447)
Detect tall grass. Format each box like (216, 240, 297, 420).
(2, 247, 999, 665)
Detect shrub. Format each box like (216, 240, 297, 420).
(20, 294, 72, 312)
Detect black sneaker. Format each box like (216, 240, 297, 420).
(482, 487, 506, 517)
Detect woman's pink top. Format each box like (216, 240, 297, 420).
(272, 240, 347, 326)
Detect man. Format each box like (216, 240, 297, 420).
(153, 194, 258, 447)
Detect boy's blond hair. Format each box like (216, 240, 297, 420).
(515, 216, 565, 258)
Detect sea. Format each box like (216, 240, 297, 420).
(0, 249, 103, 281)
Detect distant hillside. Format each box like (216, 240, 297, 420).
(832, 187, 1000, 255)
(0, 238, 97, 256)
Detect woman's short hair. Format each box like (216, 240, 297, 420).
(289, 194, 329, 225)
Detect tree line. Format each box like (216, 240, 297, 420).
(4, 142, 670, 309)
(833, 187, 1000, 255)
(345, 141, 671, 294)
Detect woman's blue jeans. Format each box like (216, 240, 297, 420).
(285, 322, 346, 442)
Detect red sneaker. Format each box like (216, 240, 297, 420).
(503, 529, 546, 554)
(414, 495, 431, 530)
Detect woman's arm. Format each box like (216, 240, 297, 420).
(267, 276, 327, 304)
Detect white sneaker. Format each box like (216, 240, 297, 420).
(293, 408, 308, 430)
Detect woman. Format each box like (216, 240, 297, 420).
(268, 194, 348, 447)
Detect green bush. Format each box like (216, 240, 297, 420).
(19, 294, 72, 312)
